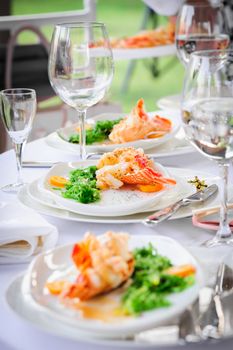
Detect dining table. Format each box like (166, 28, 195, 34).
(1, 136, 233, 350)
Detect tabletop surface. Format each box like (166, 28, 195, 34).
(1, 137, 233, 350)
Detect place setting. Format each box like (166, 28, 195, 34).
(44, 98, 194, 160)
(18, 148, 221, 224)
(5, 229, 233, 347)
(6, 231, 203, 346)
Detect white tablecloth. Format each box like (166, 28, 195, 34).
(1, 138, 233, 350)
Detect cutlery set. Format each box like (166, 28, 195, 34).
(143, 184, 218, 226)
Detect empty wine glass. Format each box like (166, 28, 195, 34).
(182, 49, 233, 247)
(48, 22, 114, 160)
(176, 2, 229, 67)
(0, 88, 37, 192)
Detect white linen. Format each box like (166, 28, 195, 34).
(0, 201, 58, 263)
(1, 138, 233, 350)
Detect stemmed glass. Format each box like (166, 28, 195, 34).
(0, 88, 37, 192)
(48, 22, 114, 160)
(182, 49, 233, 247)
(176, 2, 229, 67)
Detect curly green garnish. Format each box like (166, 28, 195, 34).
(121, 244, 195, 315)
(69, 119, 122, 145)
(61, 166, 100, 204)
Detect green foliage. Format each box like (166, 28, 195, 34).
(61, 166, 100, 204)
(69, 119, 122, 144)
(122, 244, 195, 315)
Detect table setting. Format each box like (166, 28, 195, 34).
(2, 5, 233, 350)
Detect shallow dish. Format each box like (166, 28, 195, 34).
(41, 160, 175, 217)
(45, 110, 181, 154)
(21, 234, 203, 339)
(46, 129, 194, 158)
(112, 44, 176, 60)
(18, 167, 220, 224)
(30, 171, 191, 215)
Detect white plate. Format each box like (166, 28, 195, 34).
(6, 275, 160, 348)
(21, 235, 203, 338)
(146, 128, 194, 158)
(157, 94, 181, 110)
(18, 167, 220, 224)
(29, 170, 192, 215)
(41, 160, 176, 217)
(45, 110, 181, 153)
(112, 44, 176, 60)
(46, 128, 194, 158)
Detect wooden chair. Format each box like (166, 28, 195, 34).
(0, 0, 96, 152)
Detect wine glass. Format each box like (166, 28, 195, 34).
(182, 49, 233, 247)
(176, 2, 230, 67)
(48, 22, 114, 160)
(0, 88, 37, 192)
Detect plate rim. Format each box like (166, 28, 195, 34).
(45, 109, 181, 153)
(46, 131, 195, 158)
(21, 234, 204, 337)
(41, 160, 174, 217)
(18, 167, 220, 224)
(4, 275, 187, 348)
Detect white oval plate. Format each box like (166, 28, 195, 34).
(41, 160, 176, 217)
(29, 172, 191, 215)
(112, 44, 176, 60)
(6, 275, 177, 348)
(21, 234, 203, 339)
(145, 128, 194, 158)
(18, 167, 220, 224)
(45, 110, 181, 153)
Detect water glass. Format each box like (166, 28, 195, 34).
(0, 88, 37, 192)
(182, 50, 233, 247)
(49, 22, 114, 160)
(176, 2, 229, 67)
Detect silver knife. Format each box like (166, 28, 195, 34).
(143, 184, 218, 226)
(22, 161, 58, 168)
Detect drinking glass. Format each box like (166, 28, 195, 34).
(176, 2, 229, 67)
(182, 49, 233, 247)
(48, 22, 114, 160)
(0, 88, 37, 192)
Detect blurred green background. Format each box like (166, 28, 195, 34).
(13, 0, 184, 112)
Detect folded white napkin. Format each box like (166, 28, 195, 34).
(0, 201, 58, 263)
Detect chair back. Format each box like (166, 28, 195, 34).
(0, 0, 96, 102)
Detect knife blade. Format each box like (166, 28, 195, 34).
(143, 184, 218, 226)
(198, 262, 233, 339)
(22, 161, 58, 168)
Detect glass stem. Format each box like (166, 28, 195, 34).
(13, 141, 25, 184)
(77, 109, 87, 160)
(217, 162, 231, 239)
